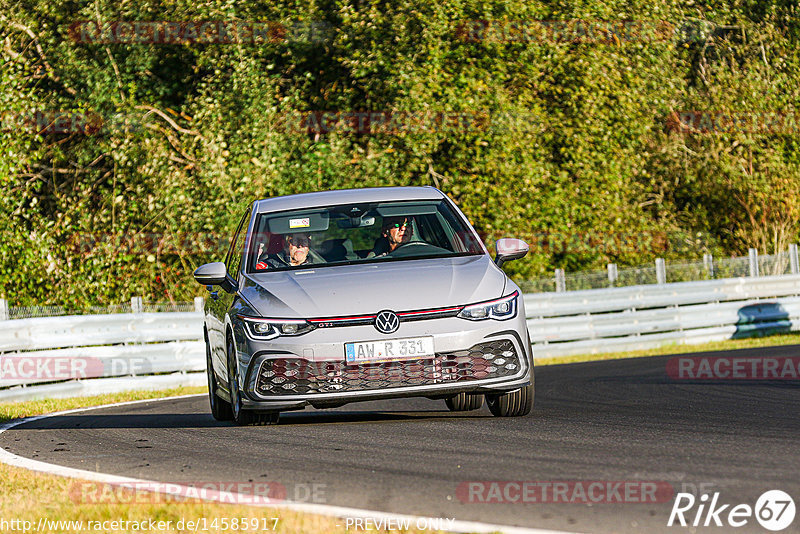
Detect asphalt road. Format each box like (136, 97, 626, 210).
(3, 346, 800, 533)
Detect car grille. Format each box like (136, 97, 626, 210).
(255, 340, 521, 396)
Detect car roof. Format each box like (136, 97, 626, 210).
(254, 186, 445, 214)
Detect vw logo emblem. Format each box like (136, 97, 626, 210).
(374, 310, 400, 334)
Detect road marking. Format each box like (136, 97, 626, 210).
(0, 394, 583, 534)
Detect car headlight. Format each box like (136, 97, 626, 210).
(239, 316, 315, 339)
(458, 291, 518, 321)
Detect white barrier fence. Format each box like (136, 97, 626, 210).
(527, 274, 800, 358)
(0, 298, 206, 401)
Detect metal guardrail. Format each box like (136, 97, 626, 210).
(527, 274, 800, 358)
(0, 313, 203, 352)
(0, 298, 206, 402)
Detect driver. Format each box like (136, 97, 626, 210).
(370, 216, 413, 257)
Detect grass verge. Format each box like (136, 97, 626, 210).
(0, 386, 206, 425)
(536, 331, 800, 366)
(0, 386, 445, 534)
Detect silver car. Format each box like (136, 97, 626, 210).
(194, 187, 533, 425)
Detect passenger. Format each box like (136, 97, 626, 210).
(255, 232, 315, 269)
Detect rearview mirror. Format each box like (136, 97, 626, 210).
(495, 238, 529, 268)
(193, 262, 236, 293)
(337, 216, 376, 229)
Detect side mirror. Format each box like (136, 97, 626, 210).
(193, 262, 236, 293)
(495, 238, 529, 268)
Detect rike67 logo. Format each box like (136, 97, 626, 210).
(669, 490, 795, 531)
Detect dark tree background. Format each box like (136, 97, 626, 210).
(1, 0, 798, 306)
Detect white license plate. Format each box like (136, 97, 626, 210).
(345, 336, 435, 364)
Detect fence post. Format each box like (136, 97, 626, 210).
(554, 268, 566, 292)
(607, 263, 618, 287)
(194, 296, 205, 312)
(131, 296, 143, 313)
(748, 248, 759, 277)
(790, 244, 799, 275)
(703, 253, 715, 279)
(0, 298, 7, 321)
(655, 258, 666, 284)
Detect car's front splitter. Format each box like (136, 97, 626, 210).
(240, 374, 531, 413)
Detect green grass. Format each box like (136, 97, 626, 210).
(536, 331, 800, 366)
(0, 386, 207, 425)
(0, 386, 445, 533)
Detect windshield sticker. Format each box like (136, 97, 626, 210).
(289, 217, 311, 228)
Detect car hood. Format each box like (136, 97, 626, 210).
(241, 255, 506, 318)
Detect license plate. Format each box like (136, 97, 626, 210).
(345, 336, 435, 364)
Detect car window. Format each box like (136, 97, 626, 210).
(247, 199, 484, 273)
(225, 208, 251, 277)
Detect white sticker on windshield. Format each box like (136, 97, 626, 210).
(289, 217, 310, 228)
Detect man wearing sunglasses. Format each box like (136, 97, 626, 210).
(369, 216, 414, 257)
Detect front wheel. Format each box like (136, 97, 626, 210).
(445, 393, 484, 411)
(486, 383, 534, 417)
(206, 339, 232, 421)
(227, 335, 280, 426)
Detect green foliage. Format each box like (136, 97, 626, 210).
(1, 0, 799, 305)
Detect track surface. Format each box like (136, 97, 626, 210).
(3, 346, 800, 533)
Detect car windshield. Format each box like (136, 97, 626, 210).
(247, 199, 484, 272)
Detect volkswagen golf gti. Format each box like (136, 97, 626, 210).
(194, 186, 533, 425)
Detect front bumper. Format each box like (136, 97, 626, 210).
(232, 313, 532, 412)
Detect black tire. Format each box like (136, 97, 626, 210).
(486, 383, 534, 417)
(206, 335, 233, 421)
(227, 334, 280, 426)
(445, 392, 484, 411)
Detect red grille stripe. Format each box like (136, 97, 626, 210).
(397, 306, 462, 317)
(308, 315, 376, 324)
